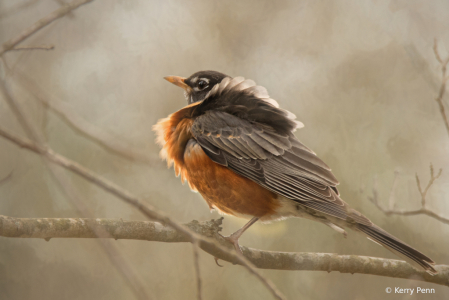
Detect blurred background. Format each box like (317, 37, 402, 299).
(1, 0, 448, 299)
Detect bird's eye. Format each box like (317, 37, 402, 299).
(197, 80, 208, 90)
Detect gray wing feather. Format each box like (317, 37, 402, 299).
(191, 110, 372, 226)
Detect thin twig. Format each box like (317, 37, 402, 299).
(0, 126, 286, 300)
(0, 0, 284, 298)
(0, 172, 13, 186)
(416, 163, 443, 208)
(2, 48, 280, 299)
(54, 0, 76, 19)
(7, 45, 55, 52)
(433, 40, 444, 64)
(48, 166, 152, 300)
(368, 165, 448, 225)
(0, 80, 39, 141)
(1, 78, 152, 300)
(192, 240, 203, 300)
(12, 70, 160, 165)
(433, 39, 449, 136)
(0, 0, 94, 56)
(388, 170, 399, 210)
(1, 215, 448, 287)
(0, 0, 41, 19)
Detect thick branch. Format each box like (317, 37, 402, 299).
(0, 1, 284, 298)
(0, 2, 153, 297)
(0, 126, 285, 300)
(0, 0, 94, 56)
(1, 61, 152, 299)
(1, 215, 447, 287)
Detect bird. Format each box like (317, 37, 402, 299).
(154, 70, 437, 274)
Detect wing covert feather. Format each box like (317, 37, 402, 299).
(190, 88, 370, 226)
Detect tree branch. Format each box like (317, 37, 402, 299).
(1, 215, 448, 287)
(6, 45, 55, 52)
(416, 164, 443, 208)
(192, 241, 203, 300)
(368, 165, 449, 225)
(0, 2, 155, 296)
(0, 125, 285, 300)
(1, 58, 153, 300)
(0, 0, 40, 19)
(0, 0, 278, 298)
(0, 0, 94, 56)
(0, 172, 13, 186)
(11, 70, 161, 165)
(433, 39, 449, 136)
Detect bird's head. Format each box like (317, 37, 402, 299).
(164, 70, 228, 104)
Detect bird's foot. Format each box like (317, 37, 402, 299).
(213, 232, 244, 267)
(212, 217, 258, 267)
(219, 232, 244, 256)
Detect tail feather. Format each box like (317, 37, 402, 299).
(356, 224, 437, 275)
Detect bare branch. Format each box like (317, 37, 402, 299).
(54, 0, 76, 19)
(0, 81, 40, 141)
(0, 172, 13, 186)
(0, 1, 281, 298)
(12, 71, 161, 165)
(0, 126, 286, 300)
(47, 166, 152, 300)
(1, 61, 152, 300)
(192, 241, 203, 300)
(0, 0, 94, 56)
(433, 39, 449, 136)
(416, 164, 443, 208)
(433, 39, 443, 64)
(0, 0, 155, 290)
(0, 0, 41, 19)
(368, 166, 448, 225)
(2, 45, 281, 297)
(388, 170, 399, 210)
(1, 215, 448, 287)
(6, 45, 55, 52)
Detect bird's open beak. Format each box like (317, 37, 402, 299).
(164, 76, 191, 92)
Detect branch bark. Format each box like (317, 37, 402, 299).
(0, 125, 285, 300)
(1, 215, 448, 287)
(0, 0, 94, 56)
(1, 65, 153, 300)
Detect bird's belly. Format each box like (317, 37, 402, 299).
(183, 140, 280, 218)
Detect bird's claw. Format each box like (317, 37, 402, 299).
(212, 232, 245, 267)
(214, 257, 224, 267)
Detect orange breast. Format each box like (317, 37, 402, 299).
(183, 141, 279, 218)
(153, 104, 279, 218)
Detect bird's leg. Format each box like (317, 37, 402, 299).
(214, 217, 259, 266)
(220, 217, 259, 255)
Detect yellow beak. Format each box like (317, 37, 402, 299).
(164, 76, 191, 92)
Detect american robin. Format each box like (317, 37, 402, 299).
(154, 70, 437, 274)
